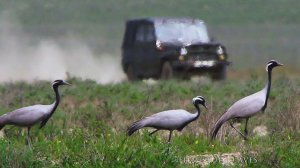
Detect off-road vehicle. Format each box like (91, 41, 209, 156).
(121, 17, 230, 80)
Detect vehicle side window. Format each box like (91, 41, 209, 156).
(135, 25, 154, 43)
(145, 25, 155, 42)
(135, 26, 145, 42)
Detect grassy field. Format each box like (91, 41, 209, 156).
(0, 69, 299, 167)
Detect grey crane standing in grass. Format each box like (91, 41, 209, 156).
(127, 96, 207, 142)
(210, 60, 283, 141)
(0, 79, 70, 147)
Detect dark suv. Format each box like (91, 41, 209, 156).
(121, 17, 230, 80)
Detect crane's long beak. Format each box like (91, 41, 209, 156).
(204, 104, 208, 109)
(278, 63, 284, 66)
(63, 81, 71, 85)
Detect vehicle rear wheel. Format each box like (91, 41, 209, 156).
(211, 65, 226, 80)
(160, 61, 173, 80)
(126, 65, 137, 81)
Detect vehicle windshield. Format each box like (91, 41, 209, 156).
(155, 21, 210, 44)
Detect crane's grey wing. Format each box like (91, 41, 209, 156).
(4, 105, 51, 127)
(227, 91, 266, 118)
(144, 109, 193, 129)
(127, 109, 193, 135)
(211, 90, 266, 140)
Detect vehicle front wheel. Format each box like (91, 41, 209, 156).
(211, 65, 227, 80)
(126, 65, 137, 81)
(160, 61, 173, 80)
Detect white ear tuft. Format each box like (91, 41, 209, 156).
(266, 63, 272, 71)
(193, 97, 204, 104)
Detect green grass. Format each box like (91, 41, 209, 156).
(0, 72, 299, 167)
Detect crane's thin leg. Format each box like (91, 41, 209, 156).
(166, 130, 173, 154)
(229, 121, 247, 140)
(26, 127, 32, 149)
(244, 118, 249, 140)
(149, 129, 159, 136)
(168, 130, 173, 143)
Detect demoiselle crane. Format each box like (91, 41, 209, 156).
(0, 80, 70, 147)
(128, 96, 207, 142)
(210, 60, 283, 141)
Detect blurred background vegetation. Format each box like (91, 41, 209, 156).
(0, 0, 299, 69)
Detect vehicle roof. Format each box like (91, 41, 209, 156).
(126, 17, 204, 24)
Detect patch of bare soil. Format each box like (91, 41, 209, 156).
(183, 152, 257, 167)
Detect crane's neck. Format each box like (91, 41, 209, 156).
(191, 104, 201, 121)
(39, 84, 62, 128)
(262, 69, 272, 111)
(51, 85, 60, 115)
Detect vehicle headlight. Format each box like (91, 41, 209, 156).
(216, 46, 224, 55)
(219, 54, 225, 60)
(180, 48, 187, 55)
(156, 40, 164, 51)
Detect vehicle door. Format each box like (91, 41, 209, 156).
(133, 23, 156, 76)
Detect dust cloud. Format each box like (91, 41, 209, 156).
(0, 12, 126, 84)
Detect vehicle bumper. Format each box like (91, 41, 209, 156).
(172, 60, 230, 72)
